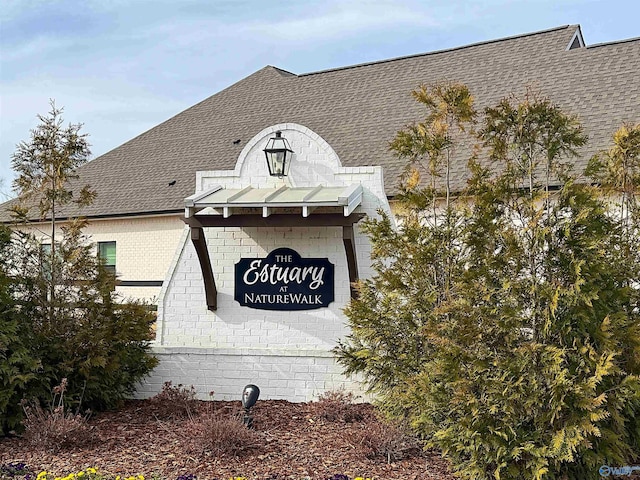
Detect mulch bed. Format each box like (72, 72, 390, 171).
(0, 399, 455, 480)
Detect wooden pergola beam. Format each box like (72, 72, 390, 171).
(190, 226, 217, 311)
(343, 225, 359, 299)
(185, 213, 364, 228)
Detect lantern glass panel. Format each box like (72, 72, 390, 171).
(274, 151, 285, 175)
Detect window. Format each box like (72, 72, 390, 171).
(98, 241, 116, 275)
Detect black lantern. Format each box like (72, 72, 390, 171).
(263, 131, 293, 177)
(241, 384, 260, 428)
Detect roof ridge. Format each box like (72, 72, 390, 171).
(587, 36, 640, 49)
(265, 65, 297, 77)
(297, 24, 575, 77)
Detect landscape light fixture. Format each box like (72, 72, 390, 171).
(263, 131, 294, 177)
(241, 384, 260, 428)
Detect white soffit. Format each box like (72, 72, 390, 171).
(185, 184, 363, 218)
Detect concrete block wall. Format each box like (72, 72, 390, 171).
(135, 347, 365, 402)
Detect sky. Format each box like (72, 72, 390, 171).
(1, 0, 638, 200)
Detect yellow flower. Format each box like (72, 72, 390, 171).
(78, 473, 84, 478)
(37, 472, 49, 480)
(138, 476, 145, 480)
(86, 469, 97, 475)
(116, 477, 121, 480)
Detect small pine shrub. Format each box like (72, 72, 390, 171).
(21, 378, 92, 452)
(184, 410, 261, 456)
(150, 381, 199, 419)
(313, 389, 364, 423)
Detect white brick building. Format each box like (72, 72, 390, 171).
(2, 25, 638, 401)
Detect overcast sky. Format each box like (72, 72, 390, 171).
(1, 0, 638, 200)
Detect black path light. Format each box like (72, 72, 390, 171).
(241, 384, 260, 428)
(263, 131, 294, 177)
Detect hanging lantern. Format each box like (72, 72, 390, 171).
(263, 131, 293, 177)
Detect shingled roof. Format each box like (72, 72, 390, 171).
(2, 24, 639, 222)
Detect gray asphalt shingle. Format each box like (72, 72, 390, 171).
(2, 25, 639, 221)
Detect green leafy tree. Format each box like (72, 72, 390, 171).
(3, 103, 158, 426)
(11, 100, 94, 307)
(337, 88, 640, 479)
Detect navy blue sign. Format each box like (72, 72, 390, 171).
(234, 248, 334, 310)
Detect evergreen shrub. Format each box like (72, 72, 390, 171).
(8, 224, 158, 412)
(337, 85, 640, 479)
(0, 225, 39, 435)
